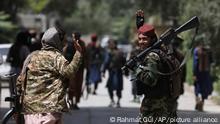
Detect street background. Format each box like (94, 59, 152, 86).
(1, 0, 220, 124)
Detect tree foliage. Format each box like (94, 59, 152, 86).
(0, 0, 27, 21)
(63, 0, 137, 42)
(0, 0, 220, 65)
(27, 0, 50, 13)
(179, 0, 220, 65)
(63, 0, 111, 35)
(44, 0, 78, 16)
(0, 11, 17, 43)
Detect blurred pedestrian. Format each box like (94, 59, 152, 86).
(193, 36, 213, 111)
(0, 53, 3, 65)
(30, 31, 44, 52)
(7, 31, 31, 77)
(101, 39, 126, 108)
(64, 32, 86, 110)
(85, 34, 103, 95)
(129, 40, 142, 103)
(171, 36, 186, 95)
(16, 26, 82, 124)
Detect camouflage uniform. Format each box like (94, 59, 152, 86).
(17, 27, 82, 114)
(134, 51, 178, 124)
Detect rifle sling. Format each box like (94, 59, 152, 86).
(139, 47, 192, 76)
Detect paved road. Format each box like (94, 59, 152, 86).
(1, 75, 220, 124)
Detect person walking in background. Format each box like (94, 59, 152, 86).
(85, 34, 103, 95)
(171, 36, 186, 95)
(16, 26, 82, 124)
(101, 39, 126, 108)
(0, 53, 3, 65)
(7, 31, 31, 77)
(129, 40, 142, 103)
(64, 32, 86, 110)
(29, 31, 44, 52)
(193, 36, 213, 111)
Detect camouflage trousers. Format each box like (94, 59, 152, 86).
(139, 96, 178, 124)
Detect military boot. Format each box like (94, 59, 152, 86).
(116, 100, 121, 108)
(195, 96, 200, 110)
(197, 101, 204, 111)
(108, 100, 115, 107)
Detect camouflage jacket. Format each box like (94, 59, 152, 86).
(135, 48, 182, 99)
(135, 51, 160, 87)
(17, 50, 81, 114)
(135, 51, 179, 123)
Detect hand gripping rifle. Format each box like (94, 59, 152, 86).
(122, 16, 200, 72)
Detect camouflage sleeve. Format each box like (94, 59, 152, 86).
(135, 52, 160, 87)
(16, 76, 22, 94)
(56, 51, 82, 78)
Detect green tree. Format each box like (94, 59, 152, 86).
(136, 0, 180, 21)
(179, 0, 220, 65)
(0, 11, 17, 43)
(0, 0, 27, 21)
(44, 0, 78, 16)
(63, 0, 137, 40)
(27, 0, 50, 13)
(178, 0, 220, 90)
(64, 0, 111, 35)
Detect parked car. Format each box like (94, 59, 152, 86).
(0, 43, 12, 80)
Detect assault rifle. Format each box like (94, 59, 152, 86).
(2, 73, 24, 124)
(122, 16, 199, 72)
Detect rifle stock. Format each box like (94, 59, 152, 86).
(175, 16, 199, 34)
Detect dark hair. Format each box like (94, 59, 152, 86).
(74, 32, 81, 40)
(108, 39, 117, 49)
(91, 34, 97, 42)
(15, 31, 31, 46)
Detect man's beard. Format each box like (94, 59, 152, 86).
(139, 44, 149, 50)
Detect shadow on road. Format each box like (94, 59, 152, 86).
(1, 107, 220, 124)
